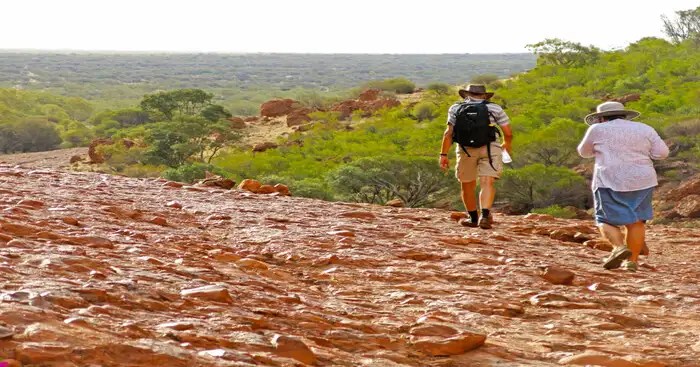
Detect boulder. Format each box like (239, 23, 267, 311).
(674, 194, 700, 218)
(358, 89, 381, 101)
(287, 108, 312, 127)
(385, 199, 404, 207)
(238, 179, 262, 193)
(260, 99, 302, 117)
(228, 117, 247, 129)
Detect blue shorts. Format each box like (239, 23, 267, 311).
(594, 187, 654, 226)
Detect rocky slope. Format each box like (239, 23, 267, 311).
(0, 164, 699, 366)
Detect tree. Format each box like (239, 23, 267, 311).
(516, 118, 588, 167)
(327, 157, 455, 207)
(526, 39, 601, 67)
(144, 117, 239, 167)
(140, 89, 215, 120)
(662, 6, 700, 43)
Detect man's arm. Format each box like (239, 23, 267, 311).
(440, 125, 453, 170)
(577, 126, 597, 158)
(500, 124, 513, 153)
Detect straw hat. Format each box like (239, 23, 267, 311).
(584, 101, 640, 125)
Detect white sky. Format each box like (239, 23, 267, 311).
(2, 0, 698, 53)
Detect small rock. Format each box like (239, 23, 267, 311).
(385, 199, 404, 207)
(328, 230, 355, 237)
(450, 212, 467, 221)
(181, 285, 233, 304)
(339, 211, 376, 220)
(558, 351, 642, 366)
(17, 199, 44, 209)
(539, 266, 575, 285)
(409, 324, 459, 337)
(411, 332, 486, 356)
(163, 181, 183, 188)
(271, 334, 317, 365)
(0, 325, 15, 339)
(150, 217, 168, 226)
(62, 217, 80, 226)
(158, 321, 195, 331)
(236, 258, 270, 271)
(584, 238, 614, 252)
(166, 201, 183, 209)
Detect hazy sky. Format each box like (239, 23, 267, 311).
(2, 0, 697, 53)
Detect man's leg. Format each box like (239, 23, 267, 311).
(625, 221, 645, 262)
(479, 176, 496, 211)
(461, 181, 478, 211)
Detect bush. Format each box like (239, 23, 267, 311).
(532, 205, 578, 219)
(364, 78, 416, 94)
(497, 164, 588, 213)
(163, 163, 227, 183)
(0, 119, 62, 153)
(289, 178, 334, 201)
(470, 74, 500, 85)
(426, 83, 451, 94)
(413, 102, 439, 121)
(327, 156, 456, 207)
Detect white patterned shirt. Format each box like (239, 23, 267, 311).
(577, 119, 669, 192)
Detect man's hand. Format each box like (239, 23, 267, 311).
(501, 141, 511, 153)
(440, 155, 449, 171)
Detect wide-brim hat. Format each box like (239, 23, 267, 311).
(458, 84, 494, 99)
(584, 101, 640, 125)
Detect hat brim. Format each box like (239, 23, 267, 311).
(584, 109, 640, 125)
(458, 89, 494, 99)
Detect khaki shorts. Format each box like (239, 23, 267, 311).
(455, 142, 503, 182)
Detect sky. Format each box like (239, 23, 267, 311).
(2, 0, 698, 54)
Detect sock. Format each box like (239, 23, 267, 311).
(467, 210, 479, 223)
(481, 208, 491, 219)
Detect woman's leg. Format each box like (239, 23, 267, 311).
(598, 223, 625, 246)
(625, 221, 645, 262)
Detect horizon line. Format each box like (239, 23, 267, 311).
(0, 48, 534, 56)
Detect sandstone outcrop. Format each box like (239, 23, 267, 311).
(0, 164, 697, 366)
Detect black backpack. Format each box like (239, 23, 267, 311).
(452, 100, 500, 168)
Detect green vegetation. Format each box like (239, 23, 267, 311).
(2, 6, 699, 215)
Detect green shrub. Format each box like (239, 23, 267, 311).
(364, 78, 416, 94)
(163, 163, 227, 183)
(413, 102, 439, 121)
(426, 83, 451, 94)
(470, 74, 500, 85)
(532, 205, 578, 219)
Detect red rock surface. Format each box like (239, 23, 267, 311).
(330, 90, 401, 120)
(260, 99, 302, 118)
(0, 164, 699, 366)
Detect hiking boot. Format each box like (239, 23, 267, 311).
(621, 260, 638, 272)
(459, 218, 479, 228)
(478, 215, 493, 229)
(603, 246, 632, 270)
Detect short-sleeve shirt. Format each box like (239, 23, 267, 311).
(577, 119, 669, 192)
(447, 97, 510, 127)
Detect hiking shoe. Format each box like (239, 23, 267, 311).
(459, 218, 479, 228)
(622, 260, 638, 272)
(603, 246, 632, 270)
(478, 215, 493, 229)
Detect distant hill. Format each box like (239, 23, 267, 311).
(0, 51, 535, 94)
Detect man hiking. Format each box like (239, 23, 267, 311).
(577, 101, 669, 272)
(439, 84, 513, 229)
